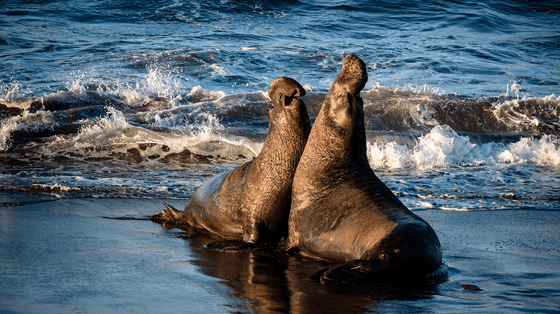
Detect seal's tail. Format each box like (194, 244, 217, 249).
(150, 201, 181, 222)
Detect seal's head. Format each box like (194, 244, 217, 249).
(267, 77, 309, 130)
(322, 54, 368, 134)
(335, 54, 368, 95)
(268, 77, 305, 100)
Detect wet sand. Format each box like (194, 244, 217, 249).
(1, 197, 559, 313)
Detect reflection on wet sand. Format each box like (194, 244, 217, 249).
(162, 225, 441, 314)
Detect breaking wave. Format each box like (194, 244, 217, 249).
(367, 125, 560, 170)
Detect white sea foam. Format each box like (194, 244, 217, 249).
(214, 90, 268, 106)
(41, 106, 258, 160)
(490, 95, 560, 134)
(361, 84, 438, 104)
(367, 125, 560, 169)
(412, 103, 439, 129)
(207, 64, 228, 77)
(367, 141, 410, 169)
(186, 85, 225, 103)
(492, 99, 539, 132)
(378, 83, 443, 97)
(116, 69, 182, 105)
(72, 107, 191, 152)
(500, 80, 527, 100)
(416, 201, 433, 209)
(167, 95, 182, 107)
(0, 110, 56, 151)
(66, 70, 94, 94)
(37, 82, 268, 160)
(0, 119, 18, 151)
(301, 84, 315, 93)
(498, 135, 560, 166)
(375, 81, 445, 97)
(440, 206, 470, 212)
(404, 83, 445, 96)
(66, 68, 183, 106)
(30, 183, 81, 192)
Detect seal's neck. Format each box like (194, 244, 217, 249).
(258, 103, 311, 171)
(309, 86, 368, 162)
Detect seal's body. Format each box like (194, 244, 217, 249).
(288, 55, 442, 282)
(153, 77, 310, 244)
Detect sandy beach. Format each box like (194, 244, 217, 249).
(1, 197, 559, 313)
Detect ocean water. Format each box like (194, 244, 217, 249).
(1, 0, 559, 210)
(1, 0, 560, 312)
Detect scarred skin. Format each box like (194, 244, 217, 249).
(287, 54, 443, 283)
(152, 77, 311, 244)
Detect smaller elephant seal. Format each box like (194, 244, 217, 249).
(287, 54, 443, 283)
(152, 77, 311, 245)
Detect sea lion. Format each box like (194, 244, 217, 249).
(152, 77, 311, 244)
(287, 54, 443, 283)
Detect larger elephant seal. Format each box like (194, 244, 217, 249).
(152, 77, 311, 244)
(287, 54, 442, 283)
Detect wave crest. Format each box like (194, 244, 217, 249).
(367, 125, 560, 169)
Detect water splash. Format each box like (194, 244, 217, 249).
(207, 64, 228, 77)
(0, 79, 32, 102)
(0, 119, 18, 151)
(490, 94, 559, 135)
(186, 85, 225, 103)
(0, 110, 56, 151)
(504, 80, 522, 100)
(367, 125, 560, 170)
(498, 135, 560, 166)
(66, 68, 184, 106)
(77, 106, 130, 142)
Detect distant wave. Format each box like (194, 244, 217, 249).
(359, 86, 560, 136)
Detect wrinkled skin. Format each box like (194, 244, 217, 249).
(152, 77, 311, 244)
(288, 55, 443, 283)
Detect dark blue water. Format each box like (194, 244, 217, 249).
(2, 0, 559, 97)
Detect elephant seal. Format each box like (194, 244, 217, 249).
(152, 77, 311, 245)
(287, 54, 443, 283)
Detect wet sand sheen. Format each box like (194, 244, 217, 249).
(1, 197, 559, 313)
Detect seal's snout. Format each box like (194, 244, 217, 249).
(345, 54, 367, 79)
(337, 54, 368, 95)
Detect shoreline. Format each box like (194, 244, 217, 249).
(1, 197, 559, 313)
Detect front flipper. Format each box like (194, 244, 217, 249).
(242, 216, 261, 244)
(151, 201, 182, 222)
(242, 217, 283, 246)
(309, 260, 379, 284)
